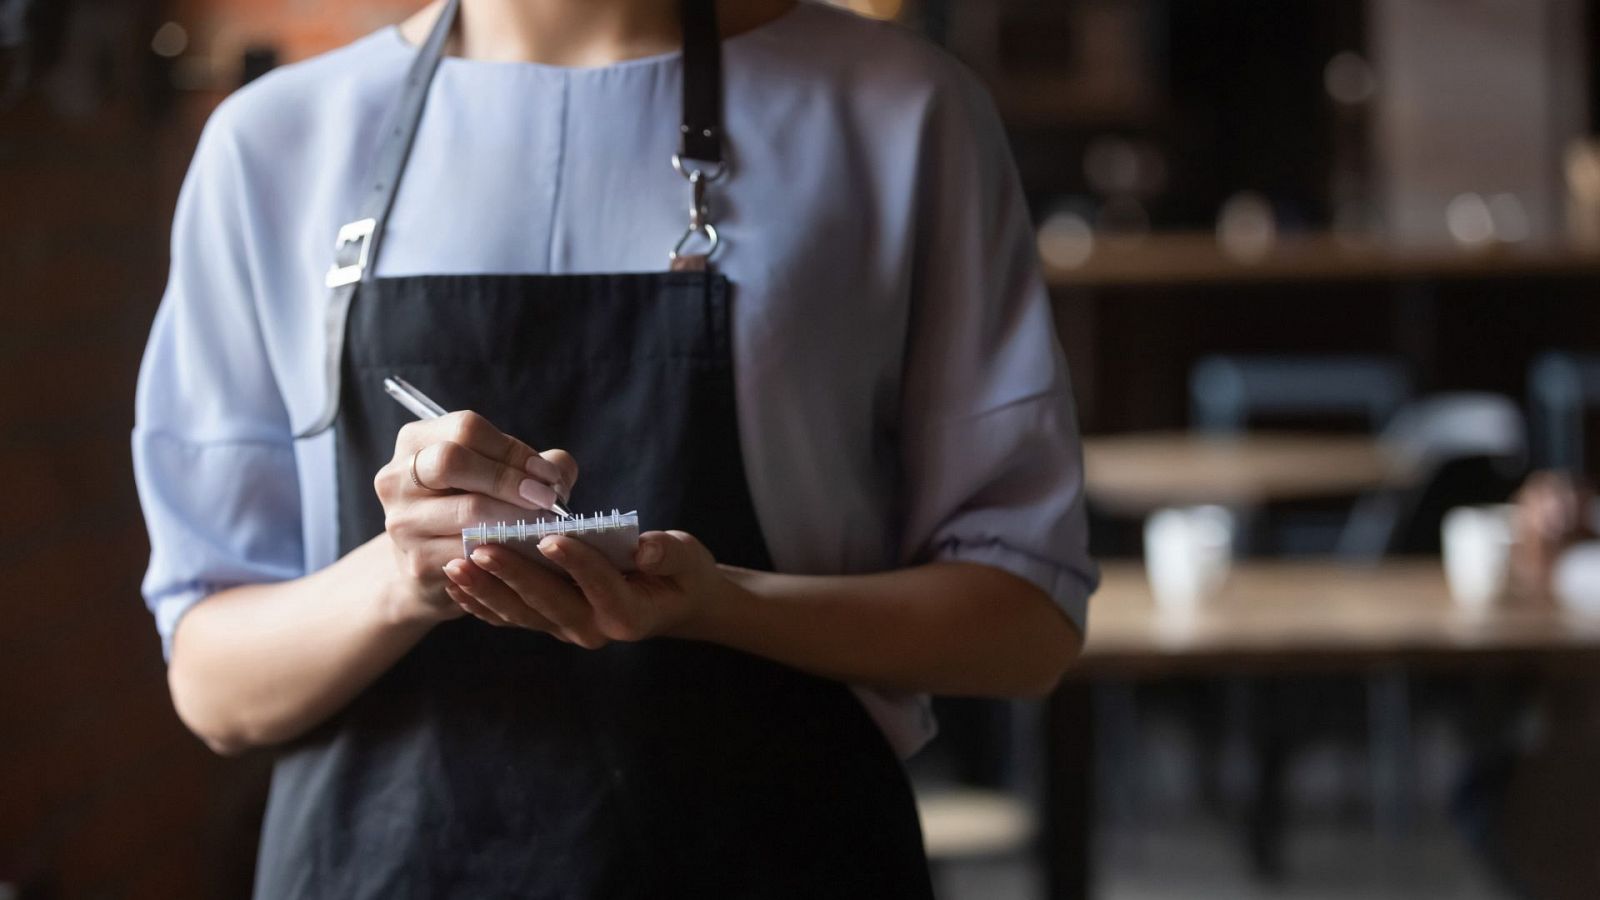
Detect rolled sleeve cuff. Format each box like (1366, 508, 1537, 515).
(932, 537, 1097, 635)
(151, 584, 210, 662)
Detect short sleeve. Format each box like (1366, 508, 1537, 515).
(896, 68, 1098, 632)
(131, 106, 304, 660)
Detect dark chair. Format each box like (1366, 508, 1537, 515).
(1339, 392, 1528, 559)
(1191, 354, 1413, 435)
(1190, 354, 1414, 556)
(1528, 351, 1600, 473)
(1169, 361, 1526, 878)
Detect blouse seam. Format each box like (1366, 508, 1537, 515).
(134, 426, 295, 449)
(544, 75, 570, 270)
(908, 386, 1067, 433)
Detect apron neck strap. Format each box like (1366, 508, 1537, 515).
(678, 0, 724, 165)
(296, 0, 727, 439)
(367, 0, 725, 281)
(327, 0, 461, 292)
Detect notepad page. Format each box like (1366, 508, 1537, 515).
(462, 510, 641, 574)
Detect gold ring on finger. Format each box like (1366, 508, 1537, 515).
(410, 446, 444, 493)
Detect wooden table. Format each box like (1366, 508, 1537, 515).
(1081, 561, 1600, 673)
(1042, 232, 1600, 289)
(1044, 561, 1600, 899)
(1082, 431, 1410, 516)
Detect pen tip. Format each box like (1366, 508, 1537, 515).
(551, 501, 574, 519)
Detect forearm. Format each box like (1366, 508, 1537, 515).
(687, 561, 1082, 697)
(167, 534, 436, 755)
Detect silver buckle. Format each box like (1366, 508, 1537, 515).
(668, 164, 721, 267)
(324, 218, 377, 288)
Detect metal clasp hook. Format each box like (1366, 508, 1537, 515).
(670, 162, 721, 265)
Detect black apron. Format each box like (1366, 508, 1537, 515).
(259, 1, 932, 896)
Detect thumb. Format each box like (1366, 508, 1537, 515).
(635, 530, 706, 577)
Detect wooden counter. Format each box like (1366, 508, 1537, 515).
(1075, 560, 1600, 676)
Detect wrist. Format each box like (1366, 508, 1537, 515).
(676, 564, 761, 642)
(374, 573, 442, 631)
(364, 535, 453, 632)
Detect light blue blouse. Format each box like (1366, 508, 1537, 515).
(131, 1, 1097, 757)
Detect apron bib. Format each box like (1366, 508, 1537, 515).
(258, 2, 932, 896)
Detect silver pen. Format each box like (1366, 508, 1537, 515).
(382, 375, 574, 519)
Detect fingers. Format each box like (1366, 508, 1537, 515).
(537, 536, 658, 642)
(390, 494, 538, 543)
(536, 448, 579, 501)
(444, 580, 512, 627)
(465, 545, 607, 647)
(391, 411, 578, 513)
(540, 536, 631, 609)
(444, 558, 557, 631)
(457, 534, 710, 646)
(634, 530, 708, 577)
(410, 438, 563, 513)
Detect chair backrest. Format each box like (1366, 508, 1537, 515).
(1338, 392, 1528, 559)
(1380, 392, 1527, 472)
(1191, 354, 1413, 434)
(1380, 456, 1527, 555)
(1528, 351, 1600, 472)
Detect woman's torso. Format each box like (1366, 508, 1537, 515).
(205, 1, 983, 754)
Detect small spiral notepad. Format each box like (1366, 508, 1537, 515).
(462, 510, 641, 573)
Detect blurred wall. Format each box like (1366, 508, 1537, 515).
(0, 4, 242, 892)
(1373, 0, 1589, 246)
(0, 2, 418, 896)
(168, 0, 415, 70)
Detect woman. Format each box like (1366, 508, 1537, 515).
(132, 0, 1096, 895)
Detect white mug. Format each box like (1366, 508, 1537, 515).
(1553, 540, 1600, 614)
(1441, 504, 1515, 611)
(1144, 505, 1236, 611)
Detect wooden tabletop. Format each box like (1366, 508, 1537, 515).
(1073, 560, 1600, 677)
(1042, 232, 1600, 288)
(1082, 431, 1408, 516)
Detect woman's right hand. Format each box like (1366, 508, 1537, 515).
(373, 410, 579, 624)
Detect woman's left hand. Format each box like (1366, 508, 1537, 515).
(442, 530, 731, 648)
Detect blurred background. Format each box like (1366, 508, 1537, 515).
(5, 0, 1600, 897)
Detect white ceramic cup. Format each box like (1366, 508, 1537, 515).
(1441, 504, 1515, 611)
(1144, 505, 1236, 611)
(1552, 540, 1600, 614)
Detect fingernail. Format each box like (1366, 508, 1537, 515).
(470, 548, 499, 571)
(518, 478, 552, 508)
(524, 477, 563, 506)
(538, 537, 563, 560)
(639, 540, 663, 566)
(443, 561, 465, 582)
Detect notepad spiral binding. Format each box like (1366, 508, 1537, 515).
(462, 509, 641, 573)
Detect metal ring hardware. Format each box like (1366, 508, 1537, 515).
(671, 220, 720, 262)
(669, 164, 721, 263)
(324, 217, 377, 288)
(671, 152, 726, 184)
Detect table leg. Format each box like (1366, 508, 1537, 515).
(1046, 681, 1094, 900)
